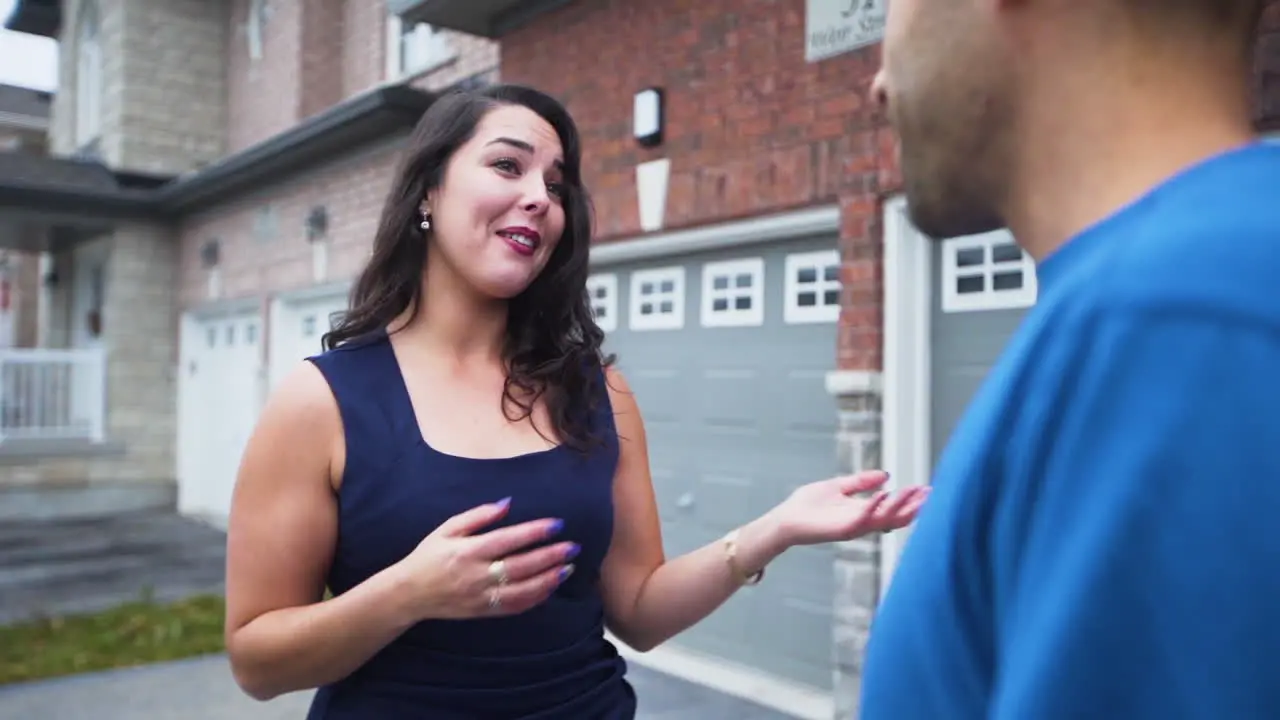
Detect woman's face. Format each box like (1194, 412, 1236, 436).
(424, 103, 568, 300)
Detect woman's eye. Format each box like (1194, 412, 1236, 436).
(493, 158, 519, 173)
(547, 182, 566, 198)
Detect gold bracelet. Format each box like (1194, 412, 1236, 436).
(722, 528, 765, 586)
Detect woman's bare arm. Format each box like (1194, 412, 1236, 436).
(223, 363, 419, 701)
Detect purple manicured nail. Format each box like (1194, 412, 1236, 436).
(495, 497, 512, 509)
(547, 519, 564, 535)
(565, 543, 581, 560)
(559, 565, 575, 582)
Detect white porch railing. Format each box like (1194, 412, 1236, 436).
(0, 348, 107, 443)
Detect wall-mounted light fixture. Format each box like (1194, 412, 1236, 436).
(633, 87, 665, 148)
(199, 239, 220, 269)
(306, 205, 329, 242)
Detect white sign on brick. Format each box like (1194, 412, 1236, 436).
(805, 0, 887, 63)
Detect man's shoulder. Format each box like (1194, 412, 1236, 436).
(1058, 196, 1280, 334)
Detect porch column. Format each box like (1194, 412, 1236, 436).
(102, 222, 179, 484)
(826, 370, 884, 720)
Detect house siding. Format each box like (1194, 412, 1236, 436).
(22, 0, 495, 512)
(500, 0, 891, 371)
(224, 0, 499, 154)
(180, 0, 499, 313)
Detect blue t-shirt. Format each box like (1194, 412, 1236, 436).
(859, 141, 1280, 720)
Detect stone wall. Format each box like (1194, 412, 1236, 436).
(103, 223, 178, 476)
(50, 0, 229, 175)
(828, 371, 883, 719)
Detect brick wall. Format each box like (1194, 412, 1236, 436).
(500, 0, 891, 371)
(226, 0, 302, 153)
(501, 0, 1280, 372)
(50, 0, 228, 175)
(1256, 1, 1280, 129)
(406, 32, 501, 94)
(113, 0, 228, 174)
(341, 0, 387, 98)
(176, 139, 403, 310)
(184, 0, 500, 307)
(225, 0, 499, 153)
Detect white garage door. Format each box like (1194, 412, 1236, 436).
(177, 309, 262, 523)
(269, 289, 349, 389)
(592, 235, 841, 691)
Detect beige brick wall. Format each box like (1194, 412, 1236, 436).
(47, 0, 94, 158)
(51, 0, 499, 166)
(25, 0, 499, 496)
(49, 0, 228, 175)
(0, 223, 178, 489)
(113, 0, 228, 174)
(177, 137, 403, 310)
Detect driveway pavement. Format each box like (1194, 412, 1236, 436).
(0, 652, 796, 719)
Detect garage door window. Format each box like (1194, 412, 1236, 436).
(941, 231, 1037, 312)
(701, 258, 764, 327)
(784, 250, 841, 324)
(586, 274, 618, 332)
(629, 267, 685, 331)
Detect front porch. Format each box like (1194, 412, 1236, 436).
(0, 153, 178, 521)
(0, 346, 108, 447)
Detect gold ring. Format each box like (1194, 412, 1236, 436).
(488, 560, 509, 586)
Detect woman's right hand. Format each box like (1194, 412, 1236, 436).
(393, 497, 578, 621)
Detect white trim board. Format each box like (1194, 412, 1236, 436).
(607, 632, 831, 720)
(879, 195, 933, 602)
(275, 279, 352, 304)
(184, 295, 261, 321)
(590, 205, 840, 267)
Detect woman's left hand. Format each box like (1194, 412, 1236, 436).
(769, 471, 929, 547)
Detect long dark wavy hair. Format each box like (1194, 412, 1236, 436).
(322, 84, 613, 452)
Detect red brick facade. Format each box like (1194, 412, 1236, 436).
(502, 0, 892, 370)
(502, 0, 1280, 373)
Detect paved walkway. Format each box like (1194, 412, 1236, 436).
(0, 653, 796, 719)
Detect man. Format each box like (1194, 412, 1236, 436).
(861, 0, 1280, 718)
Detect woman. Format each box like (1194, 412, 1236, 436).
(224, 83, 928, 719)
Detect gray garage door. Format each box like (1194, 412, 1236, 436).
(929, 230, 1038, 464)
(590, 235, 841, 690)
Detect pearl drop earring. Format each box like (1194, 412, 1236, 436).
(419, 212, 431, 231)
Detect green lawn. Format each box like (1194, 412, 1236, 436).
(0, 593, 228, 686)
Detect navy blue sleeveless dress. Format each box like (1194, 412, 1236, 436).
(303, 331, 636, 719)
